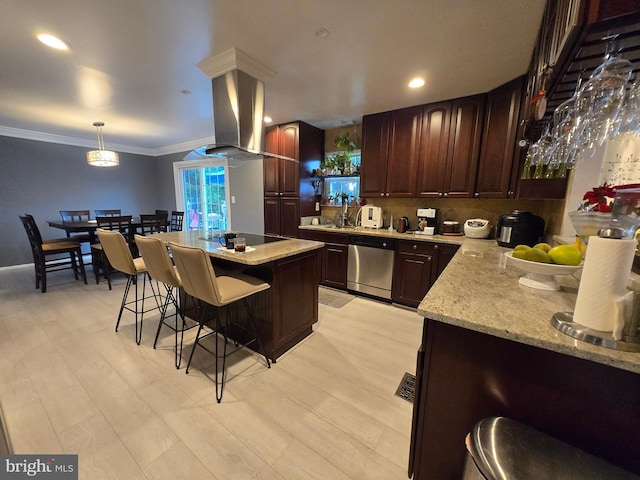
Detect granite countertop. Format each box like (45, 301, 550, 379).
(149, 230, 323, 266)
(298, 225, 467, 245)
(417, 238, 640, 374)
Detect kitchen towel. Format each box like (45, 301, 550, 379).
(573, 236, 636, 332)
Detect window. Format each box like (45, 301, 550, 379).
(174, 158, 230, 232)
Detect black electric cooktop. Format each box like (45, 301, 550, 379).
(201, 232, 286, 246)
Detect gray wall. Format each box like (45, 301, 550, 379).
(1, 138, 267, 267)
(0, 135, 172, 267)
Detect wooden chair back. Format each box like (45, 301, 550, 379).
(155, 210, 169, 232)
(96, 215, 132, 234)
(170, 211, 184, 231)
(95, 209, 121, 217)
(60, 210, 90, 222)
(139, 214, 164, 235)
(19, 214, 44, 261)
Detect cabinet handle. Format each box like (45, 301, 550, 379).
(380, 193, 384, 197)
(474, 192, 480, 198)
(444, 192, 448, 197)
(413, 244, 417, 250)
(508, 191, 514, 197)
(438, 192, 443, 197)
(434, 244, 439, 250)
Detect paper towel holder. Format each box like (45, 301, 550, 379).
(551, 311, 640, 352)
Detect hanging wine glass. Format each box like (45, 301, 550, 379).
(532, 124, 553, 179)
(571, 54, 632, 161)
(610, 79, 640, 139)
(550, 76, 583, 177)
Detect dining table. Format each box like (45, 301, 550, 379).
(47, 217, 168, 244)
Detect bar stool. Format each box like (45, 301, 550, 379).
(97, 228, 159, 345)
(134, 234, 193, 368)
(168, 242, 271, 402)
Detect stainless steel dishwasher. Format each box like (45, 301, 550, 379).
(347, 235, 395, 300)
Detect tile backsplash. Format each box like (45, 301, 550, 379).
(319, 197, 565, 241)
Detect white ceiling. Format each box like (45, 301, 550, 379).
(0, 0, 546, 156)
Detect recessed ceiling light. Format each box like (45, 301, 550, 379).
(408, 78, 425, 88)
(37, 33, 70, 50)
(264, 116, 273, 124)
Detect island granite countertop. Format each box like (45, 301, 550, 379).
(149, 230, 323, 266)
(417, 237, 640, 374)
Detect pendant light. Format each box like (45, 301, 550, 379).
(86, 121, 119, 167)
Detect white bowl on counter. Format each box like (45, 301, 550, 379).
(504, 251, 583, 291)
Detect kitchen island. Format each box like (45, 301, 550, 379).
(409, 238, 640, 479)
(149, 231, 323, 362)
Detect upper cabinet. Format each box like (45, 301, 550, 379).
(362, 99, 484, 200)
(475, 76, 524, 199)
(360, 106, 421, 198)
(264, 123, 301, 197)
(417, 96, 484, 198)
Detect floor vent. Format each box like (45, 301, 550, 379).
(395, 372, 416, 404)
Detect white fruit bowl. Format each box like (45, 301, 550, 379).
(504, 251, 583, 291)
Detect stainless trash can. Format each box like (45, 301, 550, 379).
(463, 417, 638, 479)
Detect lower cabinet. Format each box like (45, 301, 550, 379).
(264, 197, 300, 238)
(392, 241, 434, 307)
(392, 241, 459, 307)
(298, 230, 349, 289)
(409, 319, 640, 479)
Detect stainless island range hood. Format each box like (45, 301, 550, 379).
(197, 48, 296, 162)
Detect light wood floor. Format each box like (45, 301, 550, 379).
(0, 264, 423, 479)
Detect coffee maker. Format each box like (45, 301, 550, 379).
(417, 208, 440, 235)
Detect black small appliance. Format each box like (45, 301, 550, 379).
(496, 210, 545, 247)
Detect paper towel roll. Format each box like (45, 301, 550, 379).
(573, 236, 637, 332)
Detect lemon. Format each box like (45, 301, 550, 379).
(524, 247, 552, 263)
(512, 247, 529, 259)
(533, 242, 551, 252)
(548, 245, 582, 266)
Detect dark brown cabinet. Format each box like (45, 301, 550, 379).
(430, 243, 458, 285)
(417, 96, 484, 198)
(392, 240, 434, 307)
(298, 229, 348, 289)
(392, 241, 459, 308)
(475, 76, 524, 198)
(409, 319, 640, 479)
(263, 121, 323, 237)
(360, 106, 421, 199)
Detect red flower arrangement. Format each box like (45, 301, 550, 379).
(582, 183, 640, 212)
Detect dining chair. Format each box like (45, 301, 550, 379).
(169, 242, 271, 402)
(134, 235, 195, 368)
(91, 215, 133, 289)
(94, 209, 121, 217)
(19, 214, 87, 293)
(97, 228, 159, 345)
(155, 210, 169, 232)
(170, 211, 184, 231)
(138, 214, 164, 235)
(59, 210, 93, 244)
